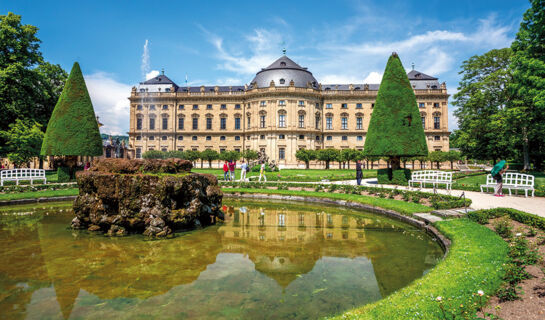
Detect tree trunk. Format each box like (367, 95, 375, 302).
(450, 161, 453, 170)
(390, 156, 401, 170)
(39, 157, 44, 169)
(522, 126, 530, 171)
(347, 161, 350, 170)
(201, 159, 203, 168)
(338, 161, 341, 169)
(306, 161, 309, 169)
(412, 160, 415, 169)
(208, 160, 212, 168)
(326, 160, 330, 170)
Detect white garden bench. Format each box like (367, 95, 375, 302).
(408, 170, 453, 190)
(0, 169, 47, 186)
(480, 173, 534, 197)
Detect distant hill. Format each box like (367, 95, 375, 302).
(101, 134, 129, 143)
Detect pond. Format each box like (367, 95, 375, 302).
(0, 199, 444, 320)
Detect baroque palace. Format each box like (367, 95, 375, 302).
(128, 55, 449, 168)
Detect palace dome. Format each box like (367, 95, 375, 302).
(250, 55, 319, 89)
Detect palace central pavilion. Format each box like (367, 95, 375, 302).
(128, 55, 449, 168)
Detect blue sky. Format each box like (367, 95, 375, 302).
(3, 0, 530, 135)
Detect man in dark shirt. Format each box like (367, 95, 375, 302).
(356, 160, 363, 185)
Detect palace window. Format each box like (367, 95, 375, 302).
(419, 103, 425, 108)
(356, 103, 362, 109)
(235, 136, 240, 141)
(260, 135, 265, 140)
(356, 117, 363, 129)
(178, 105, 184, 110)
(298, 100, 305, 106)
(326, 117, 332, 129)
(434, 116, 440, 129)
(435, 135, 441, 141)
(326, 103, 332, 109)
(136, 148, 142, 159)
(193, 104, 199, 110)
(260, 115, 266, 128)
(315, 115, 320, 129)
(149, 136, 155, 140)
(279, 134, 285, 139)
(192, 118, 198, 130)
(247, 116, 251, 128)
(136, 136, 142, 141)
(260, 101, 266, 106)
(162, 136, 167, 141)
(137, 105, 143, 110)
(235, 117, 241, 130)
(421, 116, 425, 128)
(280, 78, 285, 84)
(177, 136, 183, 140)
(162, 105, 168, 110)
(192, 136, 197, 141)
(137, 118, 142, 130)
(279, 148, 285, 160)
(150, 105, 156, 110)
(207, 104, 212, 110)
(341, 117, 348, 129)
(220, 148, 226, 153)
(357, 136, 363, 141)
(299, 115, 305, 128)
(206, 136, 211, 141)
(434, 102, 440, 108)
(206, 118, 212, 130)
(220, 118, 227, 130)
(341, 103, 348, 109)
(326, 136, 332, 141)
(299, 135, 304, 140)
(371, 103, 375, 108)
(149, 118, 155, 130)
(235, 104, 241, 109)
(220, 136, 226, 141)
(279, 114, 286, 128)
(162, 117, 168, 130)
(221, 104, 226, 109)
(342, 136, 348, 141)
(278, 100, 286, 106)
(178, 117, 185, 130)
(316, 136, 320, 141)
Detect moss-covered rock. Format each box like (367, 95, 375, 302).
(72, 159, 223, 237)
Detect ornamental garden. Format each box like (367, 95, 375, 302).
(2, 2, 545, 319)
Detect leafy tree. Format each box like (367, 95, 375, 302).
(41, 62, 103, 158)
(452, 48, 514, 163)
(445, 150, 462, 170)
(242, 149, 259, 162)
(295, 149, 316, 169)
(0, 13, 67, 152)
(508, 0, 545, 170)
(0, 119, 44, 167)
(429, 151, 447, 169)
(143, 150, 165, 159)
(340, 148, 359, 169)
(364, 53, 428, 170)
(184, 150, 201, 166)
(200, 149, 219, 168)
(165, 150, 186, 159)
(316, 149, 339, 169)
(219, 150, 241, 162)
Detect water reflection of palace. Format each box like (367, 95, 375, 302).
(0, 203, 443, 320)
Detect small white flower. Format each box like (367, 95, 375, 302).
(515, 233, 522, 237)
(436, 296, 442, 302)
(477, 290, 484, 296)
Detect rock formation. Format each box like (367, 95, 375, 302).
(72, 158, 223, 237)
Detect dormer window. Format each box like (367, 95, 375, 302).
(140, 89, 145, 92)
(165, 88, 170, 92)
(279, 78, 285, 84)
(280, 62, 286, 66)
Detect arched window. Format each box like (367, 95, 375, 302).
(279, 78, 285, 84)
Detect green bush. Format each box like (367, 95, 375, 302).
(142, 150, 166, 159)
(493, 217, 512, 238)
(468, 207, 545, 231)
(377, 168, 411, 185)
(57, 166, 71, 182)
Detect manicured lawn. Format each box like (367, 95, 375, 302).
(193, 168, 376, 182)
(332, 219, 509, 319)
(0, 188, 78, 201)
(222, 188, 432, 215)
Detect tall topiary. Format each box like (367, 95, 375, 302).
(41, 62, 102, 157)
(364, 53, 428, 182)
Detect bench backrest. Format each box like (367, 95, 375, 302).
(486, 173, 534, 187)
(0, 169, 46, 179)
(411, 170, 452, 182)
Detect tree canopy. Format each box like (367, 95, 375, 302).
(40, 62, 103, 156)
(0, 119, 44, 167)
(364, 53, 428, 169)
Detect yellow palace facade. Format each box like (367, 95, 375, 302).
(128, 55, 449, 168)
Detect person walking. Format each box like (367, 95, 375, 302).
(240, 160, 248, 182)
(258, 162, 267, 182)
(223, 161, 230, 181)
(229, 160, 236, 181)
(491, 160, 508, 197)
(356, 160, 363, 185)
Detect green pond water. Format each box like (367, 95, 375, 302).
(0, 199, 443, 320)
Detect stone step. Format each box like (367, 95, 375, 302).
(414, 213, 443, 224)
(431, 208, 474, 218)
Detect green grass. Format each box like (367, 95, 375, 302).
(331, 219, 509, 319)
(193, 168, 376, 182)
(222, 188, 432, 215)
(0, 188, 79, 201)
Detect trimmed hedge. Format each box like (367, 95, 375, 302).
(377, 168, 411, 185)
(467, 207, 545, 230)
(57, 167, 71, 182)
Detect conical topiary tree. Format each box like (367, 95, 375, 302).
(364, 53, 428, 174)
(41, 62, 102, 179)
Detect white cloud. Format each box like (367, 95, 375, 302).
(146, 70, 159, 80)
(84, 72, 131, 135)
(363, 72, 383, 84)
(141, 39, 150, 80)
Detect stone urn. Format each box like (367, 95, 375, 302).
(72, 158, 223, 237)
